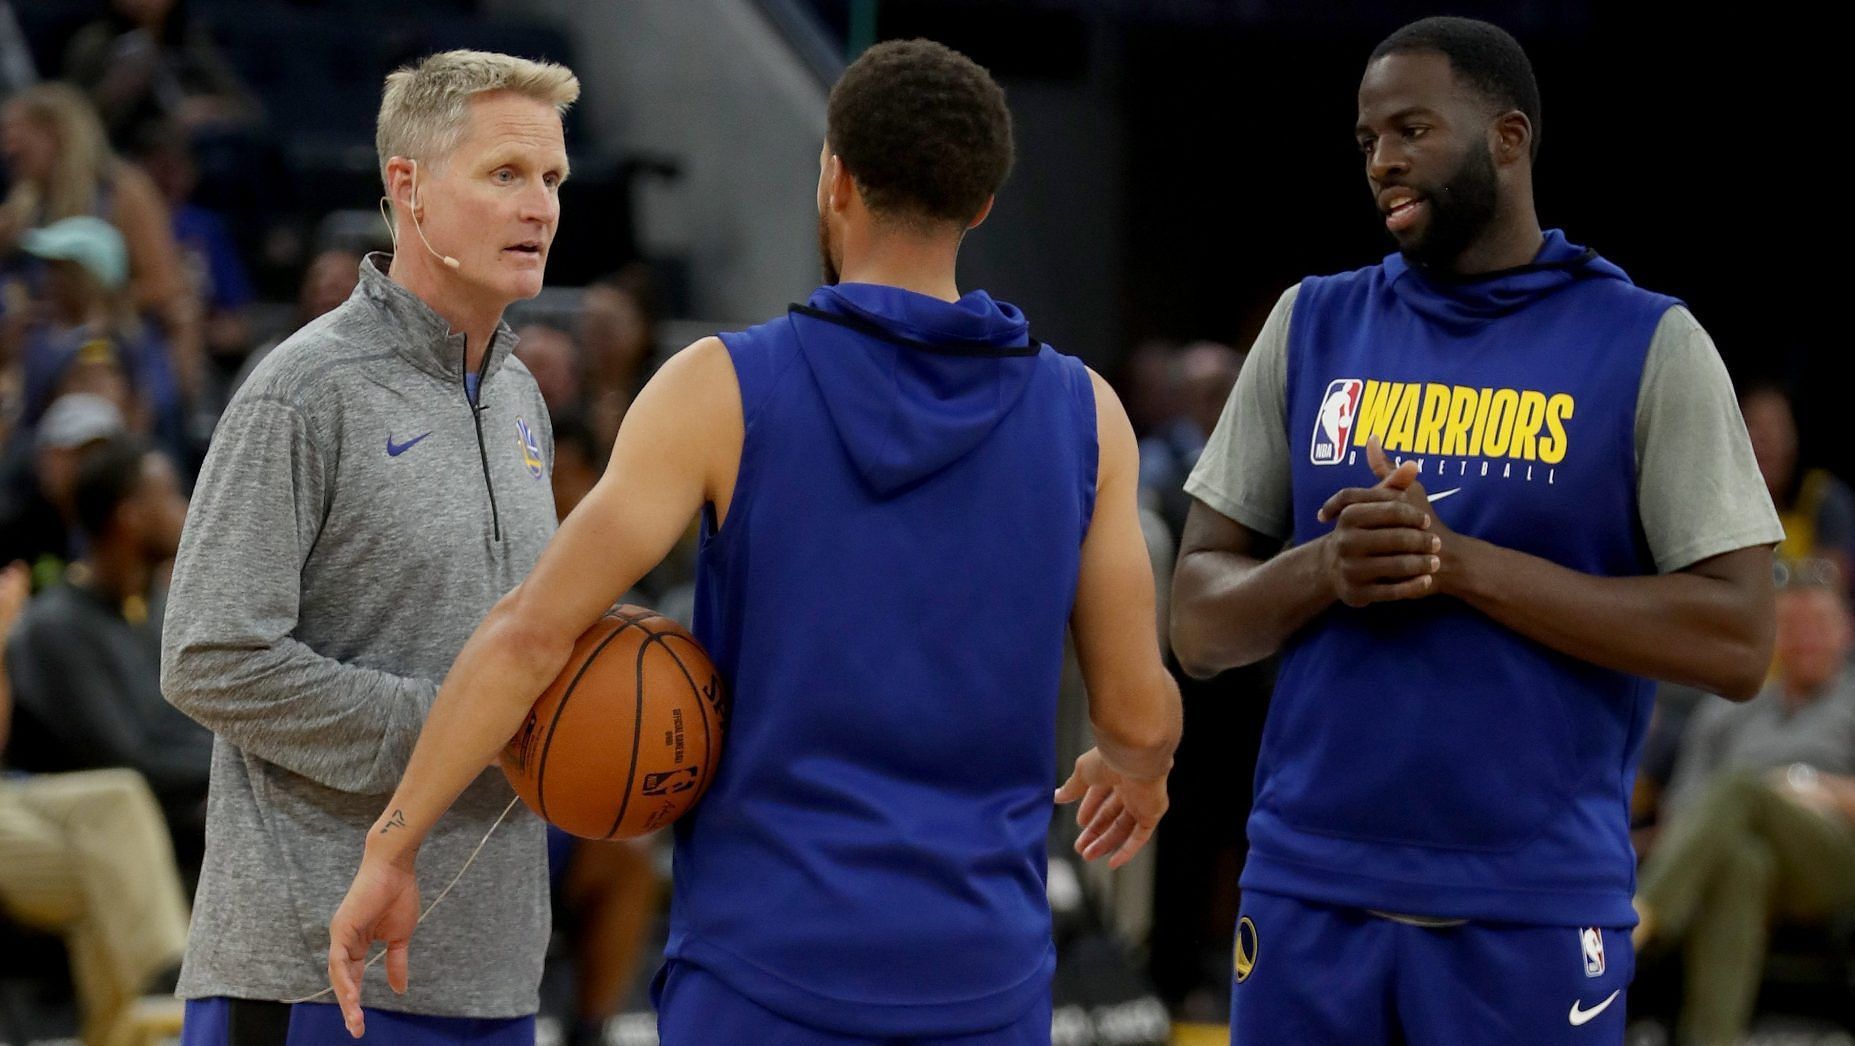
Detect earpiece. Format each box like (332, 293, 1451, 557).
(409, 161, 461, 270)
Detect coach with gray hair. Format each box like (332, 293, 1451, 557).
(161, 49, 577, 1044)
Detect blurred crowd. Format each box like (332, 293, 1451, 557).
(1, 2, 1852, 1044)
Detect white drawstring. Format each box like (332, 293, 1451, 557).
(284, 795, 521, 1004)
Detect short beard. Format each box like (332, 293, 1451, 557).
(817, 212, 840, 286)
(1400, 138, 1500, 272)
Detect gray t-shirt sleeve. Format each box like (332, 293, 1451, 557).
(1634, 306, 1785, 573)
(1185, 284, 1299, 540)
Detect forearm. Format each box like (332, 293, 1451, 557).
(1171, 537, 1334, 677)
(1443, 537, 1772, 698)
(162, 634, 439, 793)
(364, 586, 577, 866)
(1090, 668, 1183, 780)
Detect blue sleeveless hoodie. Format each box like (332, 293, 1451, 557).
(1247, 231, 1679, 927)
(669, 283, 1098, 1034)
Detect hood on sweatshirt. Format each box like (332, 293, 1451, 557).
(1383, 229, 1633, 333)
(789, 282, 1042, 497)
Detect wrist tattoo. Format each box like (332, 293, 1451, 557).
(378, 809, 408, 835)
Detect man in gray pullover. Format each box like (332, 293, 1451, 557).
(161, 50, 578, 1045)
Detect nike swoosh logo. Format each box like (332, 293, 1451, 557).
(386, 432, 432, 457)
(1429, 487, 1462, 502)
(1568, 989, 1620, 1026)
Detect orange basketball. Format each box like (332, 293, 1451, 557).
(500, 605, 726, 839)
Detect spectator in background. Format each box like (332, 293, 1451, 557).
(228, 245, 360, 397)
(0, 2, 34, 99)
(578, 263, 661, 449)
(60, 0, 259, 148)
(1743, 381, 1855, 595)
(2, 557, 193, 1046)
(9, 216, 184, 457)
(1634, 557, 1855, 1046)
(295, 247, 364, 324)
(1122, 339, 1182, 440)
(514, 320, 580, 416)
(0, 82, 202, 396)
(1139, 340, 1243, 538)
(4, 436, 208, 870)
(136, 121, 255, 368)
(548, 410, 603, 521)
(0, 392, 124, 587)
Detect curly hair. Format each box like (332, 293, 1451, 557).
(826, 39, 1014, 227)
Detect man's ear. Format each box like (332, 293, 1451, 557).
(826, 155, 858, 214)
(385, 155, 419, 214)
(1492, 110, 1532, 166)
(967, 195, 996, 231)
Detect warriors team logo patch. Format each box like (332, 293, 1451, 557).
(1310, 379, 1362, 465)
(515, 417, 544, 478)
(1234, 916, 1259, 983)
(1580, 927, 1605, 977)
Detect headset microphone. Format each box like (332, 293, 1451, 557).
(379, 158, 460, 270)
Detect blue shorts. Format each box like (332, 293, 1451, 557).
(1229, 891, 1633, 1045)
(652, 960, 1051, 1045)
(180, 997, 535, 1045)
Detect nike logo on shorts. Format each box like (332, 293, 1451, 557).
(1568, 989, 1620, 1026)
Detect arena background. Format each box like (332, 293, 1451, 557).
(1, 2, 1839, 1045)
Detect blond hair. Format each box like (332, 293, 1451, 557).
(2, 83, 116, 225)
(375, 49, 580, 194)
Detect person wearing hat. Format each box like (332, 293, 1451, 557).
(10, 214, 184, 460)
(0, 391, 124, 586)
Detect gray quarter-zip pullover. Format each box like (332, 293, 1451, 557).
(162, 254, 556, 1016)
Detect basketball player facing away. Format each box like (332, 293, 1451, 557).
(328, 39, 1182, 1044)
(1169, 17, 1782, 1045)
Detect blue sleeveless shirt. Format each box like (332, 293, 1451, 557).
(669, 283, 1098, 1034)
(1246, 231, 1680, 926)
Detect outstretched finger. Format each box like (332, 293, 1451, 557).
(1075, 783, 1110, 828)
(1077, 794, 1125, 854)
(1109, 820, 1158, 870)
(1083, 810, 1138, 862)
(327, 934, 366, 1037)
(385, 937, 410, 996)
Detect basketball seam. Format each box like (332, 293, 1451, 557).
(608, 627, 713, 837)
(609, 606, 663, 628)
(535, 616, 636, 829)
(659, 636, 718, 808)
(606, 632, 660, 838)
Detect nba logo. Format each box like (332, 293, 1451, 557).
(1309, 378, 1362, 465)
(1580, 927, 1605, 977)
